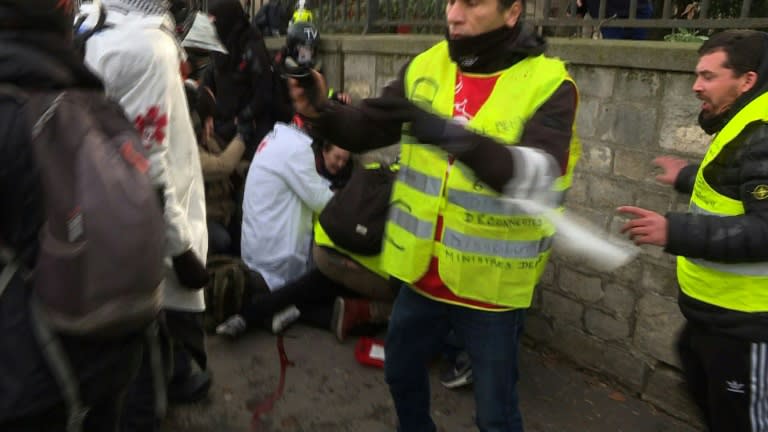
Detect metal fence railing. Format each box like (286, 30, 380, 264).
(74, 0, 768, 38)
(255, 0, 768, 37)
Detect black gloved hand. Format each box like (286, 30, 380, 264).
(363, 96, 422, 123)
(364, 96, 450, 144)
(172, 249, 209, 290)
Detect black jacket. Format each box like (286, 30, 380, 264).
(665, 40, 768, 340)
(203, 8, 290, 159)
(0, 33, 141, 423)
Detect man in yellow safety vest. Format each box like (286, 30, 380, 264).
(620, 30, 768, 432)
(288, 0, 581, 429)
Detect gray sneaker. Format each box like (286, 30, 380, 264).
(271, 305, 301, 334)
(215, 314, 247, 338)
(439, 352, 473, 389)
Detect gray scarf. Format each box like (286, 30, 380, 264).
(102, 0, 170, 16)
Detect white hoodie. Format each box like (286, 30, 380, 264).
(84, 6, 208, 312)
(241, 123, 334, 290)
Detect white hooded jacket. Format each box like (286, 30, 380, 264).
(241, 123, 334, 290)
(84, 5, 208, 312)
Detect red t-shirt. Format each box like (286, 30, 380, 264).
(412, 71, 507, 310)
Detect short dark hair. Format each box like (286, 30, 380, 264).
(498, 0, 524, 13)
(698, 30, 766, 77)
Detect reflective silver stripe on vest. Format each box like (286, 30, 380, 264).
(448, 189, 566, 215)
(687, 202, 768, 276)
(689, 201, 722, 216)
(686, 258, 768, 277)
(448, 190, 508, 214)
(389, 206, 434, 239)
(443, 228, 552, 258)
(398, 165, 443, 197)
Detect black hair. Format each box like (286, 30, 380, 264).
(699, 30, 765, 77)
(195, 86, 217, 122)
(498, 0, 523, 13)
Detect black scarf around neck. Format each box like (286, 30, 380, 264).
(446, 24, 521, 74)
(698, 110, 730, 135)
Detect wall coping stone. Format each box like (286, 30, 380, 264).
(266, 35, 700, 73)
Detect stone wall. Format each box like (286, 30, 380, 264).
(267, 35, 708, 424)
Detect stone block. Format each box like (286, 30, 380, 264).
(578, 140, 612, 174)
(552, 325, 648, 390)
(346, 80, 374, 100)
(344, 54, 377, 98)
(661, 72, 695, 103)
(523, 312, 554, 343)
(570, 66, 616, 99)
(602, 283, 636, 318)
(320, 52, 344, 91)
(613, 149, 657, 182)
(658, 112, 709, 156)
(565, 174, 588, 205)
(615, 69, 661, 100)
(635, 190, 673, 214)
(564, 204, 610, 230)
(558, 267, 604, 303)
(588, 176, 635, 210)
(376, 55, 396, 76)
(641, 262, 678, 297)
(634, 294, 685, 367)
(542, 291, 584, 326)
(639, 243, 667, 260)
(598, 102, 658, 148)
(585, 308, 631, 340)
(643, 366, 705, 427)
(540, 262, 556, 286)
(605, 258, 643, 285)
(576, 99, 600, 139)
(659, 74, 709, 156)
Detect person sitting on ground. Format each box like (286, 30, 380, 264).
(188, 85, 247, 255)
(240, 119, 340, 294)
(220, 117, 349, 336)
(216, 159, 399, 341)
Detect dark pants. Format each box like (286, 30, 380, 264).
(385, 285, 526, 432)
(0, 278, 143, 432)
(119, 310, 207, 432)
(242, 268, 358, 330)
(600, 4, 654, 40)
(678, 321, 768, 432)
(0, 339, 142, 432)
(207, 220, 232, 256)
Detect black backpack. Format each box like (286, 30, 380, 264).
(0, 85, 165, 432)
(318, 163, 399, 256)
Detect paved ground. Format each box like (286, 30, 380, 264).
(165, 325, 701, 432)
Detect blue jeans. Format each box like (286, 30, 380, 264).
(385, 285, 526, 432)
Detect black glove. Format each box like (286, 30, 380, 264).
(172, 249, 209, 290)
(364, 96, 475, 154)
(364, 96, 430, 125)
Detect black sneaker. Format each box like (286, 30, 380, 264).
(439, 352, 473, 389)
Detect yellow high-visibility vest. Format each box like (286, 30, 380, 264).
(381, 41, 581, 308)
(677, 91, 768, 312)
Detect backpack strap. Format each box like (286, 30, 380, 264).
(146, 321, 167, 419)
(0, 247, 19, 299)
(74, 3, 111, 58)
(29, 296, 88, 432)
